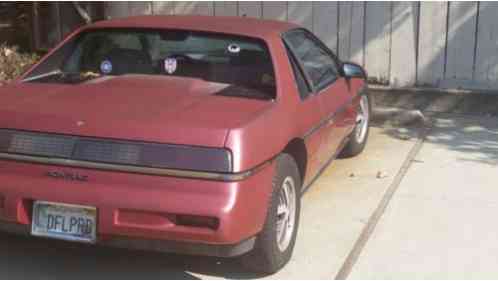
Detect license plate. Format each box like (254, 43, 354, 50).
(31, 201, 97, 243)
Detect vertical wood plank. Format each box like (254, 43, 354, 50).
(350, 2, 365, 65)
(152, 2, 174, 15)
(128, 2, 152, 16)
(338, 2, 352, 61)
(193, 2, 214, 16)
(105, 2, 129, 19)
(288, 1, 313, 31)
(33, 3, 41, 49)
(238, 2, 261, 18)
(417, 2, 448, 87)
(474, 2, 498, 86)
(262, 2, 287, 21)
(54, 3, 62, 42)
(445, 2, 478, 82)
(312, 2, 338, 53)
(172, 2, 209, 15)
(59, 3, 84, 37)
(214, 2, 238, 16)
(171, 2, 192, 15)
(390, 2, 419, 87)
(364, 2, 391, 84)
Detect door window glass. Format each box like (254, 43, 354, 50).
(284, 30, 339, 91)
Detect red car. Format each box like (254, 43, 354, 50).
(0, 16, 370, 273)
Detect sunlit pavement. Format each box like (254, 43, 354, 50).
(6, 115, 495, 279)
(349, 115, 498, 279)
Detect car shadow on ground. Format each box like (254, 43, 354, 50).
(380, 114, 498, 167)
(1, 232, 270, 279)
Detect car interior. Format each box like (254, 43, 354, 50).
(77, 31, 277, 98)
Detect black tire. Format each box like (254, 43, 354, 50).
(240, 153, 301, 274)
(340, 92, 371, 158)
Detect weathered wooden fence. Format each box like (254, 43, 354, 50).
(39, 1, 498, 91)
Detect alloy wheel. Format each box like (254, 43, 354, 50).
(355, 95, 370, 143)
(276, 176, 297, 252)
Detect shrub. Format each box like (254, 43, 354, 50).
(0, 44, 39, 85)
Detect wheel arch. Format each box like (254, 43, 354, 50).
(282, 138, 308, 187)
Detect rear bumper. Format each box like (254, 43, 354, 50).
(0, 159, 275, 257)
(0, 221, 256, 257)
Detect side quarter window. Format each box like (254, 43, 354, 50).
(285, 46, 312, 100)
(284, 29, 340, 91)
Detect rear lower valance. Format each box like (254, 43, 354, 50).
(0, 129, 232, 173)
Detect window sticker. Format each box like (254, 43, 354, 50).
(100, 60, 113, 74)
(227, 43, 241, 54)
(164, 58, 177, 74)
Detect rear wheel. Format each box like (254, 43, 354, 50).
(340, 92, 371, 158)
(241, 154, 301, 274)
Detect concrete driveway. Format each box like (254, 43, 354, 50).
(349, 115, 498, 279)
(3, 114, 496, 279)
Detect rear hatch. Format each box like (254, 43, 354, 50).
(0, 75, 274, 148)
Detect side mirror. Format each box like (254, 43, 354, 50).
(342, 62, 367, 79)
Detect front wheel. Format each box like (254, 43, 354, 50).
(240, 154, 301, 274)
(340, 92, 371, 158)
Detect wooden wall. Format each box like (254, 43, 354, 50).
(45, 1, 498, 91)
(33, 2, 103, 50)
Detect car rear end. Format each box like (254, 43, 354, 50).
(0, 129, 276, 256)
(0, 20, 281, 257)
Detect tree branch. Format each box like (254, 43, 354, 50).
(73, 2, 92, 24)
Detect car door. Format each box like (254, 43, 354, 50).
(284, 29, 356, 164)
(283, 46, 329, 184)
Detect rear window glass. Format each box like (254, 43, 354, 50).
(24, 28, 276, 99)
